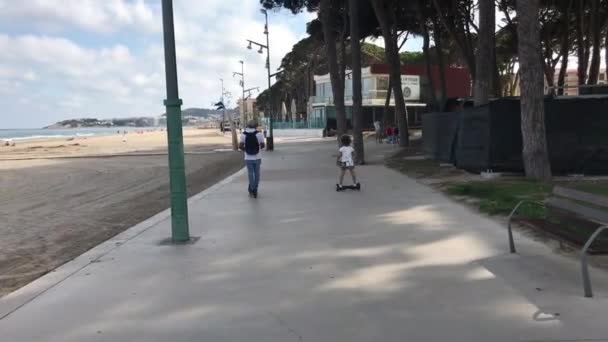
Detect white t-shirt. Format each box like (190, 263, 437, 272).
(374, 121, 381, 131)
(239, 128, 265, 160)
(339, 146, 355, 166)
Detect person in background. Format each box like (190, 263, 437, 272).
(239, 120, 266, 198)
(384, 124, 393, 144)
(393, 125, 399, 145)
(374, 120, 382, 144)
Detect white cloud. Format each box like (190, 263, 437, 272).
(0, 1, 314, 128)
(23, 70, 38, 81)
(0, 0, 160, 34)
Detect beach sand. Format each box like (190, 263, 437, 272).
(0, 128, 234, 160)
(0, 129, 243, 296)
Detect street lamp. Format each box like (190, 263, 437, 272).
(233, 61, 246, 123)
(233, 60, 261, 123)
(219, 79, 238, 150)
(246, 8, 275, 151)
(161, 0, 189, 242)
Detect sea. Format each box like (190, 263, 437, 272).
(0, 127, 160, 142)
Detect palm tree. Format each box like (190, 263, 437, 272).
(370, 0, 410, 147)
(474, 0, 495, 106)
(517, 0, 552, 181)
(261, 0, 347, 139)
(349, 0, 365, 163)
(319, 0, 348, 139)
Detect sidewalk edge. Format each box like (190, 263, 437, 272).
(0, 167, 246, 321)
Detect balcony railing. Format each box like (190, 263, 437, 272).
(313, 90, 400, 105)
(260, 117, 325, 129)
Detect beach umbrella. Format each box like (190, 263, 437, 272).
(290, 98, 297, 121)
(281, 102, 287, 122)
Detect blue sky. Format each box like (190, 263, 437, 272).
(0, 0, 421, 128)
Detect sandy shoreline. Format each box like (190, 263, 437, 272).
(0, 129, 243, 296)
(0, 128, 233, 160)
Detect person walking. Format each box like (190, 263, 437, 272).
(239, 120, 265, 198)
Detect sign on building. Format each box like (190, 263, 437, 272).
(401, 75, 420, 101)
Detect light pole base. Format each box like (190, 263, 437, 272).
(163, 98, 190, 242)
(266, 136, 274, 151)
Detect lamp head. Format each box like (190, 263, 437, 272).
(258, 46, 264, 54)
(247, 41, 252, 50)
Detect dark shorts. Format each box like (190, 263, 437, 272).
(338, 162, 355, 170)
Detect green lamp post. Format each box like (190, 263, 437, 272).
(161, 0, 190, 242)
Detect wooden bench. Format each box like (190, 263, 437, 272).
(507, 186, 608, 298)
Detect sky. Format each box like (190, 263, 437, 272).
(0, 0, 424, 129)
(0, 0, 314, 128)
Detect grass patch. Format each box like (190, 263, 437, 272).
(385, 148, 462, 179)
(446, 181, 553, 218)
(385, 149, 608, 250)
(569, 182, 608, 198)
(385, 157, 442, 178)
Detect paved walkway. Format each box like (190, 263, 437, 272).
(2, 141, 608, 341)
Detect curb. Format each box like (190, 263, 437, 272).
(0, 167, 246, 321)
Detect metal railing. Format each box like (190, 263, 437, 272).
(508, 199, 608, 298)
(314, 91, 391, 104)
(546, 83, 608, 95)
(507, 200, 546, 254)
(311, 95, 334, 104)
(581, 225, 608, 297)
(313, 89, 418, 104)
(260, 117, 325, 130)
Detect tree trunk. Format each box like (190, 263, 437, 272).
(384, 75, 392, 119)
(493, 44, 502, 97)
(339, 29, 347, 127)
(431, 0, 476, 81)
(557, 50, 569, 96)
(371, 0, 409, 146)
(517, 0, 552, 181)
(319, 0, 347, 139)
(588, 0, 601, 85)
(433, 21, 448, 111)
(474, 0, 495, 106)
(511, 70, 520, 97)
(384, 36, 407, 117)
(606, 28, 608, 83)
(542, 31, 558, 93)
(349, 0, 364, 164)
(557, 0, 573, 95)
(340, 7, 348, 86)
(416, 0, 438, 110)
(576, 0, 589, 85)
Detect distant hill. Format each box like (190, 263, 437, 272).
(45, 107, 239, 129)
(45, 117, 155, 129)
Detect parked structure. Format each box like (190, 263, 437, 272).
(310, 64, 472, 130)
(238, 98, 258, 124)
(507, 69, 608, 97)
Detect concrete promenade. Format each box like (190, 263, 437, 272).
(2, 140, 608, 341)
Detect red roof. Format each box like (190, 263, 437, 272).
(369, 64, 472, 98)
